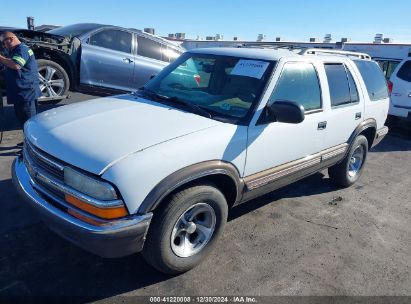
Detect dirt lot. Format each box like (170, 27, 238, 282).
(0, 93, 410, 300)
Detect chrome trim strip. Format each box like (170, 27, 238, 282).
(25, 140, 65, 172)
(246, 156, 321, 190)
(23, 148, 124, 208)
(321, 144, 348, 161)
(245, 143, 348, 191)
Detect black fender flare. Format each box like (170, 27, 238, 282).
(137, 160, 245, 214)
(345, 118, 377, 157)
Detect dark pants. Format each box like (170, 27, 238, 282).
(14, 99, 38, 128)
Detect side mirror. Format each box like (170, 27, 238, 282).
(266, 100, 305, 124)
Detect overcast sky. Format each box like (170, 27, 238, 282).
(2, 0, 411, 42)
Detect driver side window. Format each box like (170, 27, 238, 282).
(270, 62, 322, 112)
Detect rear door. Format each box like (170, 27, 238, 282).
(133, 34, 169, 88)
(80, 28, 135, 91)
(390, 59, 411, 112)
(320, 61, 365, 147)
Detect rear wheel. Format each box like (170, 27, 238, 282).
(142, 184, 228, 274)
(328, 135, 368, 187)
(37, 59, 69, 103)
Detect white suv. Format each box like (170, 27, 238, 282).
(12, 47, 389, 274)
(388, 57, 411, 119)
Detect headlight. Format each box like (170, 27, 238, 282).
(63, 167, 128, 220)
(64, 167, 117, 200)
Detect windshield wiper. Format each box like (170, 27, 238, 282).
(137, 88, 212, 119)
(134, 88, 212, 118)
(159, 94, 212, 119)
(133, 87, 156, 97)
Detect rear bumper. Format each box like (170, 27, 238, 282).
(372, 126, 389, 148)
(389, 103, 411, 118)
(12, 156, 153, 258)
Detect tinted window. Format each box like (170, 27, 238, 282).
(354, 60, 389, 101)
(270, 62, 321, 111)
(144, 54, 274, 121)
(324, 64, 352, 107)
(90, 29, 131, 53)
(137, 36, 162, 60)
(346, 67, 359, 103)
(397, 60, 411, 82)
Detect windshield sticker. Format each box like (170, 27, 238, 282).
(230, 60, 269, 79)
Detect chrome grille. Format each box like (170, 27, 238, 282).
(24, 140, 65, 180)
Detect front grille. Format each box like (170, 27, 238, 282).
(23, 139, 67, 202)
(24, 140, 65, 181)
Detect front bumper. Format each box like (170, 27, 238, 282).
(12, 156, 153, 258)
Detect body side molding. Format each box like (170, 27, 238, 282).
(243, 143, 348, 191)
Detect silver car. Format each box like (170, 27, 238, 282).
(2, 23, 185, 102)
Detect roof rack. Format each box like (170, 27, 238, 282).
(238, 43, 308, 52)
(301, 48, 371, 60)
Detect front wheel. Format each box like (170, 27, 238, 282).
(328, 135, 368, 187)
(37, 59, 69, 103)
(142, 184, 228, 274)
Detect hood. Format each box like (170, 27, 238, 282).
(13, 29, 69, 44)
(25, 95, 220, 175)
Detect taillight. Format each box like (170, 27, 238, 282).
(194, 74, 201, 86)
(387, 80, 393, 95)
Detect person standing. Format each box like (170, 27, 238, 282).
(0, 32, 41, 129)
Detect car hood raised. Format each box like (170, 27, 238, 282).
(25, 95, 220, 175)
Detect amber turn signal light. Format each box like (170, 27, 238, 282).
(65, 194, 128, 220)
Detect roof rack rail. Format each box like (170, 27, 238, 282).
(239, 43, 308, 52)
(301, 48, 371, 60)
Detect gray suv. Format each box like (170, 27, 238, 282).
(1, 24, 185, 102)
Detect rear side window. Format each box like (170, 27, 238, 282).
(354, 60, 389, 101)
(89, 29, 132, 54)
(324, 64, 358, 107)
(137, 36, 163, 61)
(270, 62, 322, 112)
(397, 60, 411, 82)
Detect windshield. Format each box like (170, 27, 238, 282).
(142, 53, 275, 123)
(48, 24, 103, 39)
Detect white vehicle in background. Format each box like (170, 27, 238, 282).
(388, 57, 411, 119)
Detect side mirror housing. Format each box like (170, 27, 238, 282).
(266, 100, 305, 124)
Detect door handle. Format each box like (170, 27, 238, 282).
(317, 121, 327, 130)
(355, 112, 362, 120)
(123, 58, 133, 63)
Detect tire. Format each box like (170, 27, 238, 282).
(328, 135, 368, 187)
(37, 59, 69, 103)
(142, 184, 228, 274)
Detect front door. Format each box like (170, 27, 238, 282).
(244, 60, 329, 178)
(80, 29, 135, 91)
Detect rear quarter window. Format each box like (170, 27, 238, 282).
(397, 60, 411, 82)
(354, 60, 388, 101)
